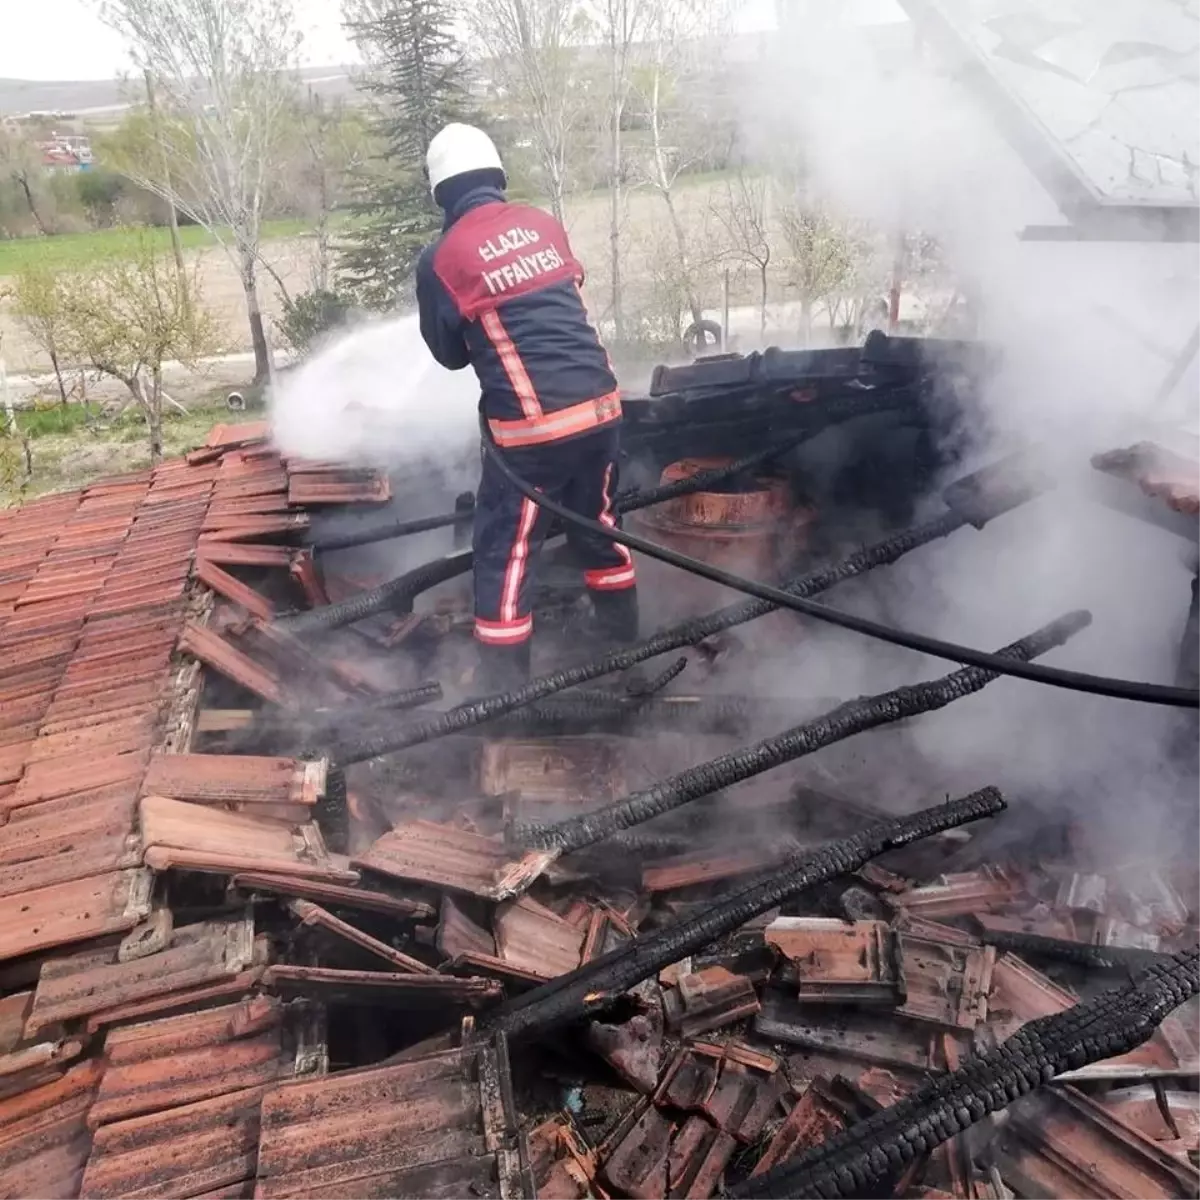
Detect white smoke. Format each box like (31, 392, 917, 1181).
(269, 314, 480, 470)
(724, 2, 1199, 856)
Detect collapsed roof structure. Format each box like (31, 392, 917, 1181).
(0, 334, 1196, 1199)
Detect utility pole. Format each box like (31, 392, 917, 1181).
(143, 69, 188, 303)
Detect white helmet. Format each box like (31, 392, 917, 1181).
(426, 123, 505, 197)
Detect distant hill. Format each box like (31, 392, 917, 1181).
(0, 66, 360, 118)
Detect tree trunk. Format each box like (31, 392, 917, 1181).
(759, 264, 768, 337)
(547, 168, 566, 226)
(608, 43, 624, 345)
(609, 118, 623, 343)
(649, 71, 701, 329)
(800, 296, 813, 346)
(240, 257, 272, 385)
(48, 347, 68, 405)
(133, 374, 163, 464)
(144, 70, 188, 304)
(16, 174, 47, 235)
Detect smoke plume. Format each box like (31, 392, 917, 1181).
(728, 2, 1199, 859)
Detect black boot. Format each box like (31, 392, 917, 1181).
(475, 640, 532, 695)
(590, 586, 640, 646)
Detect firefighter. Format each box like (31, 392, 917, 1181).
(416, 123, 639, 692)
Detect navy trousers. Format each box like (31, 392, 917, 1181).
(473, 428, 635, 645)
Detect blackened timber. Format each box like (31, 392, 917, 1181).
(515, 613, 1090, 854)
(976, 927, 1170, 972)
(483, 788, 1006, 1042)
(332, 510, 982, 765)
(731, 949, 1200, 1200)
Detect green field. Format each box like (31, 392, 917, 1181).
(0, 218, 322, 275)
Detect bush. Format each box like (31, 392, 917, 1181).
(276, 288, 356, 354)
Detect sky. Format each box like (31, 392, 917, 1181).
(0, 0, 906, 82)
(1, 0, 361, 81)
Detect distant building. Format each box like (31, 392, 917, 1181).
(38, 132, 93, 172)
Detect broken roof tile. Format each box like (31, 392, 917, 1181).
(140, 795, 357, 883)
(177, 622, 288, 706)
(353, 820, 554, 901)
(288, 899, 434, 974)
(766, 917, 904, 1006)
(195, 559, 274, 622)
(24, 914, 259, 1037)
(493, 896, 585, 980)
(663, 966, 761, 1039)
(896, 933, 995, 1030)
(142, 753, 325, 809)
(261, 964, 502, 1011)
(997, 1084, 1200, 1199)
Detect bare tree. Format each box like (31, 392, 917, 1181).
(467, 0, 587, 223)
(633, 0, 729, 332)
(709, 168, 772, 337)
(775, 183, 857, 345)
(0, 129, 49, 235)
(55, 240, 220, 462)
(97, 0, 301, 384)
(584, 0, 653, 344)
(5, 265, 76, 404)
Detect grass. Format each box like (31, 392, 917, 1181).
(1, 389, 260, 506)
(0, 217, 326, 276)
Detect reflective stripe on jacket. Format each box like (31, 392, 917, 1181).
(415, 186, 620, 448)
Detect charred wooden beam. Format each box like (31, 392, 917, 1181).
(514, 613, 1090, 854)
(731, 948, 1200, 1200)
(483, 787, 1006, 1041)
(333, 510, 1009, 765)
(976, 927, 1170, 973)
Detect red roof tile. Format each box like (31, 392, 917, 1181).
(253, 1041, 521, 1199)
(1093, 442, 1200, 516)
(89, 997, 291, 1128)
(23, 915, 259, 1037)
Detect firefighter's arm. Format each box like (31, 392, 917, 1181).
(416, 251, 471, 371)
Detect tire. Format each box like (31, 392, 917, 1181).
(682, 319, 723, 355)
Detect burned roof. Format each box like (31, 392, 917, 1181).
(0, 379, 1196, 1199)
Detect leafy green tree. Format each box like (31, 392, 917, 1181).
(338, 0, 480, 309)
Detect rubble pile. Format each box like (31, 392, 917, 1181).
(1, 350, 1198, 1200)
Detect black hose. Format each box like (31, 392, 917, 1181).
(484, 786, 1007, 1040)
(304, 391, 904, 557)
(331, 511, 975, 764)
(734, 947, 1200, 1199)
(481, 417, 1200, 709)
(512, 612, 1090, 854)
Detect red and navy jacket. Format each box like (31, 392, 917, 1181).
(416, 185, 621, 450)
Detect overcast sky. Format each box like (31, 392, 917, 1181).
(2, 0, 909, 82)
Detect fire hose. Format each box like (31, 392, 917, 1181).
(480, 416, 1200, 709)
(303, 390, 911, 558)
(330, 508, 991, 764)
